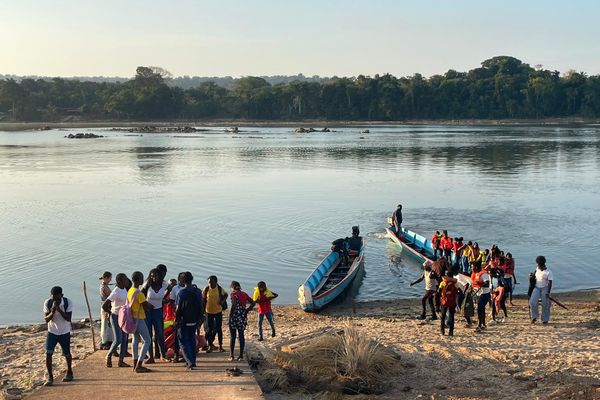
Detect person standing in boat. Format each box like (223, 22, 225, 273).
(431, 231, 442, 260)
(392, 204, 403, 235)
(529, 256, 553, 324)
(440, 230, 453, 263)
(347, 226, 362, 257)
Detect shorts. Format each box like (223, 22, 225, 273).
(46, 332, 71, 356)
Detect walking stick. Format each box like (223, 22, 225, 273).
(83, 281, 98, 352)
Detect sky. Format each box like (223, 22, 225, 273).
(1, 0, 600, 78)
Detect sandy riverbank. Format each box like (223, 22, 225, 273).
(2, 290, 599, 399)
(1, 118, 600, 131)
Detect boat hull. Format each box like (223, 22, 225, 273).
(298, 239, 365, 311)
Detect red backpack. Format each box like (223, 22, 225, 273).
(440, 280, 457, 308)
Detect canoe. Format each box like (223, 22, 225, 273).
(385, 223, 436, 265)
(298, 238, 365, 312)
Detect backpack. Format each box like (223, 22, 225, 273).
(180, 287, 201, 325)
(118, 290, 139, 334)
(440, 280, 457, 308)
(203, 285, 228, 311)
(46, 297, 69, 313)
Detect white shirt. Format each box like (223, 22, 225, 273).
(170, 284, 183, 301)
(106, 287, 128, 315)
(479, 273, 491, 294)
(535, 268, 553, 289)
(424, 272, 436, 291)
(146, 281, 168, 309)
(44, 297, 73, 335)
(455, 273, 472, 291)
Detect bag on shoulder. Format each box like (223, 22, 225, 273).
(440, 281, 457, 308)
(180, 288, 201, 325)
(46, 297, 69, 312)
(203, 285, 228, 311)
(118, 290, 139, 334)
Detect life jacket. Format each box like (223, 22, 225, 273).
(440, 279, 457, 308)
(431, 233, 440, 247)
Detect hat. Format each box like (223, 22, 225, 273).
(99, 271, 112, 280)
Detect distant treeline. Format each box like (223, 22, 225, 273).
(1, 56, 599, 121)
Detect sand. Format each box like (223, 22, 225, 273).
(2, 290, 599, 399)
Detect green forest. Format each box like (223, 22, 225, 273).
(1, 56, 600, 121)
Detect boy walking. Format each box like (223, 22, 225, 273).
(43, 286, 74, 386)
(438, 271, 458, 336)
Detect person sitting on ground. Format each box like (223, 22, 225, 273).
(43, 286, 74, 386)
(203, 275, 228, 353)
(392, 204, 403, 235)
(529, 256, 553, 324)
(411, 263, 438, 321)
(228, 281, 256, 361)
(439, 270, 458, 337)
(175, 271, 204, 370)
(99, 271, 113, 350)
(347, 226, 362, 256)
(253, 281, 278, 341)
(103, 273, 130, 368)
(128, 271, 153, 373)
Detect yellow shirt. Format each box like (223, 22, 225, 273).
(127, 287, 146, 320)
(462, 246, 472, 260)
(252, 287, 274, 302)
(203, 286, 226, 314)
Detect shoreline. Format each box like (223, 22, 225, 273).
(1, 117, 600, 131)
(2, 289, 598, 399)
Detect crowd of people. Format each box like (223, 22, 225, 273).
(409, 230, 553, 337)
(42, 265, 278, 385)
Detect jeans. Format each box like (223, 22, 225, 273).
(503, 276, 513, 302)
(178, 324, 197, 367)
(229, 326, 245, 357)
(461, 256, 470, 275)
(477, 292, 491, 321)
(258, 311, 275, 338)
(529, 287, 551, 322)
(107, 313, 128, 362)
(145, 307, 166, 360)
(205, 312, 223, 347)
(440, 305, 456, 335)
(132, 317, 151, 363)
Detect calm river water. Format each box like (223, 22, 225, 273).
(1, 125, 599, 324)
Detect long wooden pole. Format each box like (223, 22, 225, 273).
(83, 281, 97, 352)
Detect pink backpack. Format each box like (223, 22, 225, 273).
(118, 290, 140, 334)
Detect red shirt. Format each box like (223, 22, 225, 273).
(440, 236, 453, 250)
(231, 290, 252, 308)
(256, 292, 273, 314)
(504, 258, 515, 275)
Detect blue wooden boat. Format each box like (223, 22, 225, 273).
(385, 221, 436, 265)
(298, 238, 365, 312)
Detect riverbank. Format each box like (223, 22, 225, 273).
(1, 118, 600, 131)
(2, 290, 598, 399)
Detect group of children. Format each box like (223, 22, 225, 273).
(43, 266, 278, 385)
(412, 231, 519, 336)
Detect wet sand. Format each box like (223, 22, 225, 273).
(2, 290, 599, 399)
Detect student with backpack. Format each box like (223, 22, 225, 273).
(202, 275, 228, 353)
(438, 271, 458, 336)
(175, 272, 204, 370)
(43, 286, 74, 386)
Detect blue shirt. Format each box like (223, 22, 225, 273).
(176, 286, 204, 326)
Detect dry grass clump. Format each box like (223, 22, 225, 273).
(262, 321, 400, 395)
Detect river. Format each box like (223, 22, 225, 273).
(1, 124, 599, 324)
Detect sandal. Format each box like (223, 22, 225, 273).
(118, 361, 130, 368)
(62, 372, 74, 382)
(134, 366, 151, 373)
(44, 377, 53, 387)
(106, 358, 112, 368)
(225, 367, 243, 376)
(229, 356, 235, 361)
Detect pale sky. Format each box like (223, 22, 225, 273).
(1, 0, 599, 78)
